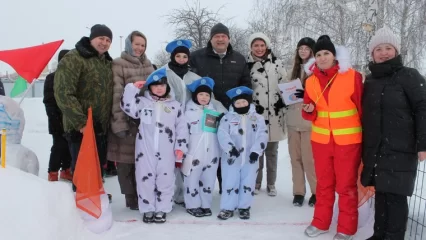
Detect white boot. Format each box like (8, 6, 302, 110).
(304, 225, 329, 237)
(333, 233, 354, 240)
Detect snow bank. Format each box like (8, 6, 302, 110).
(0, 166, 100, 240)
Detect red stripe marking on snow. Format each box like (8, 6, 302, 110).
(115, 219, 310, 226)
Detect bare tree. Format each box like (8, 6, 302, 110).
(152, 49, 169, 68)
(165, 0, 223, 49)
(228, 24, 251, 57)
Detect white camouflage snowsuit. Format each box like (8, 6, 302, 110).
(218, 104, 269, 211)
(120, 83, 188, 213)
(183, 100, 221, 209)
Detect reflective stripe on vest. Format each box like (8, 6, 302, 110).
(305, 68, 362, 145)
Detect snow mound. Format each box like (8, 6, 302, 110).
(0, 166, 101, 240)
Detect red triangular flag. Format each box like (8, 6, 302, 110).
(0, 40, 64, 83)
(73, 107, 105, 219)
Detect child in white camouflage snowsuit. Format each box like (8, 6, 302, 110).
(120, 67, 188, 223)
(217, 86, 269, 220)
(183, 77, 223, 217)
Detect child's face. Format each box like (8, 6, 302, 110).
(234, 99, 249, 108)
(197, 92, 211, 105)
(150, 84, 167, 96)
(174, 53, 189, 65)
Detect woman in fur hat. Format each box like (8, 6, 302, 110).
(287, 37, 317, 207)
(361, 26, 426, 240)
(246, 32, 287, 197)
(302, 35, 363, 240)
(107, 30, 155, 210)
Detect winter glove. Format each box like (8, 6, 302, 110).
(115, 130, 128, 139)
(175, 150, 184, 168)
(133, 81, 146, 89)
(294, 89, 304, 99)
(255, 104, 265, 115)
(273, 96, 286, 109)
(229, 147, 240, 158)
(249, 152, 259, 164)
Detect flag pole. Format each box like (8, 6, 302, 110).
(18, 79, 37, 106)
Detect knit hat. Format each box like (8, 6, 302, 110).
(368, 26, 401, 54)
(248, 32, 271, 49)
(210, 23, 230, 39)
(89, 24, 113, 41)
(313, 35, 336, 56)
(297, 37, 315, 51)
(58, 49, 70, 62)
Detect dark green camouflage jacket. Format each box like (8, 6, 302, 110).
(54, 37, 113, 134)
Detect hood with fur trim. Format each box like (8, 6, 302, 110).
(303, 45, 351, 76)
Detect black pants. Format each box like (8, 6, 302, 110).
(373, 191, 408, 240)
(66, 132, 107, 191)
(116, 162, 137, 195)
(48, 134, 71, 172)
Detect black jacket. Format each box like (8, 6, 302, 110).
(43, 72, 65, 135)
(361, 55, 426, 196)
(189, 42, 251, 109)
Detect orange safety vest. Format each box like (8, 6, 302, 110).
(305, 68, 362, 145)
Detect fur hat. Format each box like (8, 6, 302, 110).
(368, 26, 401, 54)
(210, 23, 230, 39)
(297, 37, 315, 51)
(248, 32, 271, 49)
(313, 35, 336, 56)
(89, 24, 113, 41)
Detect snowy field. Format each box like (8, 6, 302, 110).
(9, 97, 426, 240)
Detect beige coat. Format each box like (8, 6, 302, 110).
(247, 52, 287, 142)
(285, 65, 312, 132)
(107, 52, 155, 163)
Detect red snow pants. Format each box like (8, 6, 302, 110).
(311, 136, 361, 235)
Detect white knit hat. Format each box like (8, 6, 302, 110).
(248, 32, 271, 49)
(368, 26, 401, 54)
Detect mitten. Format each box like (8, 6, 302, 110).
(175, 150, 184, 160)
(175, 150, 184, 168)
(229, 147, 240, 158)
(249, 152, 259, 164)
(294, 89, 304, 99)
(134, 81, 145, 89)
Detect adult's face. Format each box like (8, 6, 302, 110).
(251, 39, 267, 58)
(210, 34, 229, 54)
(131, 36, 146, 57)
(315, 50, 335, 70)
(298, 45, 312, 61)
(372, 43, 397, 63)
(90, 36, 112, 55)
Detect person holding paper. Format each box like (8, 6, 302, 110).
(286, 37, 317, 207)
(183, 77, 223, 218)
(361, 27, 426, 240)
(301, 35, 363, 240)
(216, 86, 268, 220)
(246, 32, 287, 197)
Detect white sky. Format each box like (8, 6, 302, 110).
(0, 0, 252, 74)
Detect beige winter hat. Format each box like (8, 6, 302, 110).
(248, 32, 271, 49)
(368, 26, 401, 54)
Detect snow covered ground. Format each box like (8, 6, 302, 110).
(1, 98, 382, 239)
